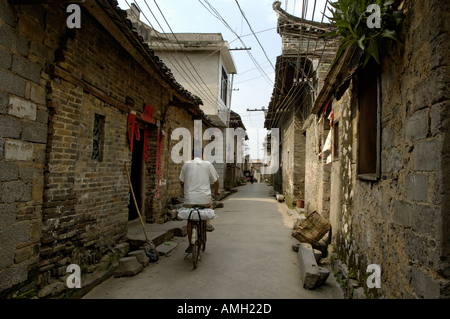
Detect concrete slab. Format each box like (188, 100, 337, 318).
(156, 241, 178, 256)
(127, 219, 187, 248)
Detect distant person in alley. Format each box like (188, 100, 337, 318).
(180, 147, 220, 253)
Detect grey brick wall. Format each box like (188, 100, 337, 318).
(305, 0, 450, 299)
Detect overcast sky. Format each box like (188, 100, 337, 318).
(116, 0, 331, 160)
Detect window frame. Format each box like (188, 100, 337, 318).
(220, 67, 228, 105)
(355, 60, 382, 182)
(92, 114, 105, 162)
(333, 120, 339, 160)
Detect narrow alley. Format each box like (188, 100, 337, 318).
(1, 0, 449, 300)
(82, 183, 342, 299)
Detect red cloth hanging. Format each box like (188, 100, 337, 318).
(127, 113, 136, 152)
(144, 127, 149, 163)
(134, 124, 140, 141)
(143, 104, 154, 123)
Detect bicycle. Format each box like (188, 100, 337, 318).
(184, 206, 207, 269)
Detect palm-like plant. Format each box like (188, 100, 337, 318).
(322, 0, 406, 66)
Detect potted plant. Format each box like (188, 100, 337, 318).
(322, 0, 406, 66)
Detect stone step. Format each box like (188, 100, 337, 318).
(127, 219, 187, 249)
(128, 250, 149, 267)
(114, 256, 143, 277)
(156, 241, 178, 256)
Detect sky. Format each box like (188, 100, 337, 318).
(116, 0, 331, 160)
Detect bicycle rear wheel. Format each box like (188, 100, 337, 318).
(192, 241, 199, 269)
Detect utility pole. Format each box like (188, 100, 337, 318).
(247, 107, 267, 117)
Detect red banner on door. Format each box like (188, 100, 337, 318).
(127, 113, 136, 152)
(134, 124, 140, 141)
(143, 104, 154, 123)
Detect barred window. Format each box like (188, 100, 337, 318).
(221, 67, 228, 105)
(92, 114, 105, 161)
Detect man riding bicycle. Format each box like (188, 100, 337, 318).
(179, 147, 220, 253)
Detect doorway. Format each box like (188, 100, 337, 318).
(128, 128, 144, 221)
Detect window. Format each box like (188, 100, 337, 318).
(92, 114, 105, 161)
(356, 59, 381, 181)
(221, 67, 228, 105)
(333, 121, 339, 159)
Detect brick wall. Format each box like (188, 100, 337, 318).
(311, 0, 450, 298)
(0, 0, 57, 296)
(0, 1, 204, 298)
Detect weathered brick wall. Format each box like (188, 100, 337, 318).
(0, 1, 203, 298)
(323, 0, 450, 298)
(304, 115, 320, 213)
(0, 0, 57, 296)
(304, 110, 332, 218)
(145, 105, 194, 223)
(279, 103, 306, 203)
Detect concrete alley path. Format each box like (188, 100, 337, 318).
(83, 183, 342, 299)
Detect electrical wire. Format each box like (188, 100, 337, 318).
(269, 0, 334, 129)
(234, 0, 275, 72)
(150, 0, 220, 100)
(142, 0, 226, 107)
(198, 0, 274, 87)
(126, 0, 220, 108)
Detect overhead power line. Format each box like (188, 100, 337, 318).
(198, 0, 274, 87)
(148, 0, 221, 105)
(126, 0, 218, 107)
(234, 0, 276, 72)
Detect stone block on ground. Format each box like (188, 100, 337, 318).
(312, 240, 328, 258)
(114, 242, 130, 257)
(298, 243, 330, 289)
(114, 256, 143, 277)
(128, 250, 149, 267)
(316, 267, 330, 287)
(276, 194, 285, 202)
(298, 243, 320, 289)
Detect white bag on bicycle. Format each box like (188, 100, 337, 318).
(177, 208, 218, 221)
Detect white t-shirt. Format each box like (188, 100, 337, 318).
(179, 157, 219, 205)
